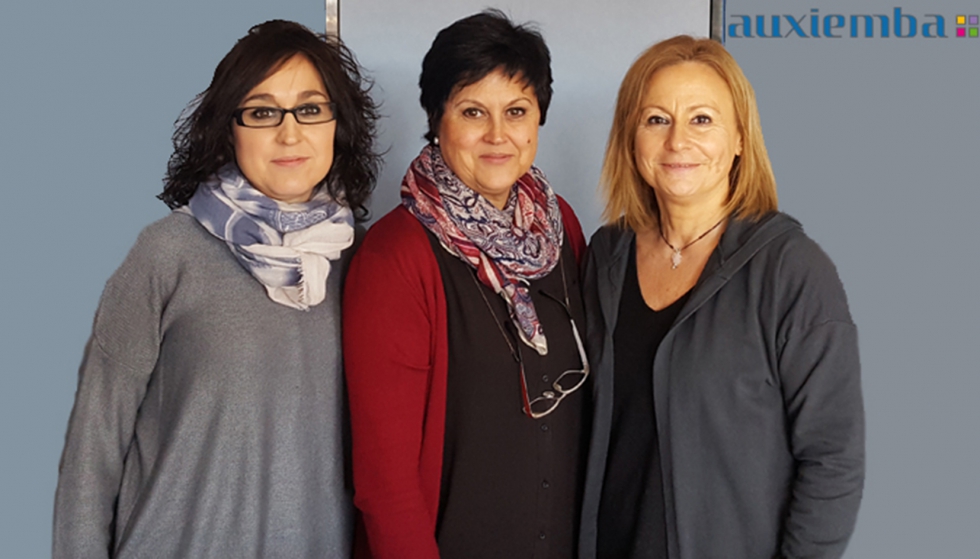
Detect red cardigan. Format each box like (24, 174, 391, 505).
(343, 200, 585, 559)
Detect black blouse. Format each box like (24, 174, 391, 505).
(597, 239, 690, 559)
(428, 231, 590, 559)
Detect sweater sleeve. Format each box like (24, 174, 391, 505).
(775, 239, 865, 559)
(53, 223, 174, 559)
(343, 210, 444, 559)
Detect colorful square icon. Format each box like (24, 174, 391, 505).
(957, 15, 966, 25)
(971, 15, 980, 25)
(958, 28, 966, 37)
(972, 28, 980, 38)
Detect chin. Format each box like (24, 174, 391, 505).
(482, 184, 515, 199)
(269, 188, 315, 204)
(487, 174, 522, 191)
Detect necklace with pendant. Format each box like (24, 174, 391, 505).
(658, 216, 726, 269)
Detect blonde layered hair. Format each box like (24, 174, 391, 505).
(601, 35, 777, 231)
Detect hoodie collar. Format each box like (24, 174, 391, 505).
(595, 211, 801, 328)
(601, 212, 800, 272)
(707, 211, 801, 280)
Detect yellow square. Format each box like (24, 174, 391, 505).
(957, 15, 966, 25)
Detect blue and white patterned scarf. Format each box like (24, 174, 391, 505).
(180, 164, 354, 310)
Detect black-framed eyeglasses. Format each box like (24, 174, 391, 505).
(232, 102, 337, 128)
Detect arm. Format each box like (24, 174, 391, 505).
(343, 210, 443, 559)
(776, 241, 864, 559)
(577, 229, 614, 559)
(53, 225, 171, 558)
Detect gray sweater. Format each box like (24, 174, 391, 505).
(53, 212, 353, 559)
(579, 212, 864, 559)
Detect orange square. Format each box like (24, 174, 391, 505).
(957, 15, 966, 25)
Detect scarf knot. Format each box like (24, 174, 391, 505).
(181, 164, 354, 310)
(401, 144, 563, 354)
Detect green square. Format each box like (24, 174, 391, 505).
(972, 27, 979, 37)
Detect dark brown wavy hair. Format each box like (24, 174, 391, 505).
(160, 20, 381, 219)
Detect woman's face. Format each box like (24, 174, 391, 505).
(633, 62, 742, 209)
(233, 54, 336, 203)
(437, 69, 540, 209)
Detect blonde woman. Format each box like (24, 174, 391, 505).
(579, 36, 863, 559)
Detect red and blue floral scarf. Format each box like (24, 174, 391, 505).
(401, 144, 563, 355)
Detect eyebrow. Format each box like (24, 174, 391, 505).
(240, 90, 329, 105)
(640, 103, 720, 113)
(452, 95, 534, 109)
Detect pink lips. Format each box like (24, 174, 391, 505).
(480, 153, 513, 164)
(272, 156, 308, 167)
(661, 162, 699, 172)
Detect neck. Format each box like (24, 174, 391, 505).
(656, 202, 728, 247)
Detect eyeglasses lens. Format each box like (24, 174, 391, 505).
(529, 396, 561, 417)
(554, 370, 588, 392)
(238, 103, 335, 127)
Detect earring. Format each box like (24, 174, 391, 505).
(433, 137, 440, 145)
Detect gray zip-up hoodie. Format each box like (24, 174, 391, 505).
(579, 212, 864, 559)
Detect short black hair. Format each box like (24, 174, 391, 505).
(419, 9, 553, 143)
(161, 20, 381, 220)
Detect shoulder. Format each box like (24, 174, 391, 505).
(754, 213, 853, 326)
(92, 213, 208, 356)
(555, 195, 579, 227)
(139, 210, 204, 241)
(343, 207, 445, 337)
(555, 195, 586, 265)
(347, 206, 440, 290)
(582, 223, 633, 305)
(587, 222, 633, 262)
(110, 213, 198, 279)
(102, 212, 226, 308)
(128, 211, 215, 266)
(758, 213, 841, 284)
(356, 206, 432, 259)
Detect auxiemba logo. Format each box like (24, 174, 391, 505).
(727, 8, 979, 39)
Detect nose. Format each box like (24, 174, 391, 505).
(666, 123, 690, 151)
(483, 115, 505, 144)
(276, 113, 302, 145)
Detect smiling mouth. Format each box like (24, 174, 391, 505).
(272, 157, 308, 167)
(480, 154, 514, 163)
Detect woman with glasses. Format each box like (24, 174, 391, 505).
(578, 36, 864, 559)
(343, 10, 589, 559)
(53, 20, 379, 558)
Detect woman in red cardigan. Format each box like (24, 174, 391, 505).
(343, 10, 590, 559)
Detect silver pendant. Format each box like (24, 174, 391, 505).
(671, 250, 682, 269)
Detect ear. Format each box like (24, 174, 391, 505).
(735, 132, 743, 157)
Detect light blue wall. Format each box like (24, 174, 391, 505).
(2, 0, 976, 557)
(0, 2, 327, 556)
(1, 1, 706, 554)
(341, 0, 709, 231)
(725, 1, 980, 557)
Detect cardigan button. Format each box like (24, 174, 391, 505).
(538, 531, 547, 540)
